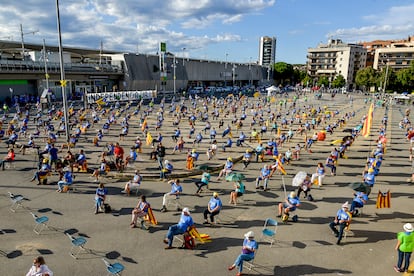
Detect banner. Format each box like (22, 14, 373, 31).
(362, 103, 374, 138)
(376, 190, 391, 208)
(146, 131, 153, 146)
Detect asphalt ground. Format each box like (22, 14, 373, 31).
(0, 92, 413, 276)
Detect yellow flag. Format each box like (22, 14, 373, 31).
(45, 73, 50, 79)
(96, 98, 105, 106)
(60, 80, 67, 87)
(146, 132, 153, 146)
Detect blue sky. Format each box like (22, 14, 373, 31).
(1, 0, 414, 64)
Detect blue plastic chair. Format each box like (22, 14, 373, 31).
(30, 212, 49, 235)
(260, 218, 278, 247)
(66, 233, 87, 259)
(102, 258, 125, 276)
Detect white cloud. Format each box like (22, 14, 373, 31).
(328, 3, 414, 42)
(0, 0, 274, 58)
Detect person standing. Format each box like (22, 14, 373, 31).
(26, 256, 53, 276)
(95, 183, 107, 214)
(163, 207, 194, 249)
(228, 231, 258, 276)
(114, 142, 124, 172)
(203, 192, 222, 225)
(329, 202, 351, 245)
(394, 223, 414, 273)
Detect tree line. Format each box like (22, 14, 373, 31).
(272, 61, 414, 92)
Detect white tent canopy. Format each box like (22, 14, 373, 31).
(394, 95, 410, 100)
(266, 85, 279, 96)
(266, 85, 278, 92)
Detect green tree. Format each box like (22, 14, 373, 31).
(273, 62, 294, 85)
(302, 75, 313, 87)
(317, 76, 329, 87)
(377, 67, 396, 93)
(331, 74, 346, 88)
(396, 61, 414, 91)
(292, 68, 307, 84)
(355, 67, 378, 91)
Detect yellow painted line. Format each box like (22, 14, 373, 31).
(403, 260, 414, 275)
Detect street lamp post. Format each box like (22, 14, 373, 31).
(249, 57, 252, 87)
(42, 39, 51, 106)
(232, 64, 237, 87)
(55, 0, 70, 142)
(173, 55, 176, 96)
(224, 53, 228, 87)
(383, 58, 389, 95)
(181, 47, 186, 65)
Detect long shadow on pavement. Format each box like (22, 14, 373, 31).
(274, 264, 352, 275)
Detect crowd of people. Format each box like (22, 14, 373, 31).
(3, 90, 412, 275)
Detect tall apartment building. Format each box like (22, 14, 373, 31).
(361, 36, 414, 68)
(307, 39, 367, 88)
(259, 36, 276, 67)
(372, 37, 414, 72)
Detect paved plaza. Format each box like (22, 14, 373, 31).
(0, 92, 413, 276)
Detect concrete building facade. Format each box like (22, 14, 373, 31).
(372, 38, 414, 71)
(259, 36, 276, 67)
(307, 39, 367, 88)
(0, 40, 267, 102)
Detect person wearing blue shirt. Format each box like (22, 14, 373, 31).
(203, 192, 222, 224)
(325, 155, 337, 176)
(122, 170, 142, 194)
(222, 137, 233, 152)
(278, 191, 301, 217)
(350, 191, 368, 216)
(57, 167, 73, 192)
(76, 149, 86, 167)
(222, 125, 231, 137)
(48, 144, 59, 170)
(236, 132, 246, 146)
(193, 132, 203, 145)
(194, 172, 211, 195)
(209, 127, 217, 142)
(152, 133, 163, 146)
(311, 162, 325, 187)
(6, 131, 18, 148)
(172, 128, 181, 142)
(95, 183, 108, 214)
(160, 159, 173, 180)
(161, 179, 182, 212)
(31, 158, 51, 185)
(217, 157, 234, 180)
(130, 195, 150, 229)
(255, 165, 271, 190)
(242, 150, 252, 169)
(164, 207, 194, 249)
(329, 202, 351, 245)
(255, 143, 265, 162)
(363, 167, 376, 195)
(228, 231, 258, 275)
